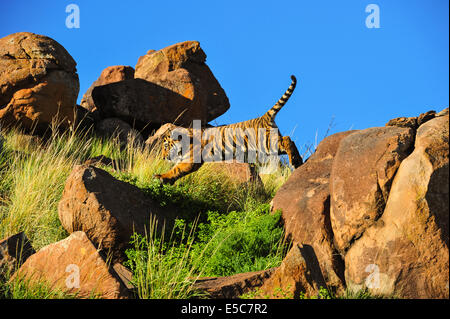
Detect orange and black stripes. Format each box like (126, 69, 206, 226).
(154, 75, 302, 184)
(264, 75, 297, 121)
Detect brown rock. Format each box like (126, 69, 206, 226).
(80, 65, 134, 112)
(344, 116, 449, 298)
(134, 41, 229, 125)
(385, 110, 437, 130)
(271, 131, 355, 294)
(91, 78, 191, 129)
(436, 107, 449, 117)
(14, 231, 130, 299)
(0, 232, 35, 279)
(385, 116, 418, 129)
(259, 244, 328, 298)
(202, 161, 262, 185)
(57, 165, 178, 261)
(74, 104, 98, 132)
(83, 155, 122, 170)
(417, 110, 436, 126)
(112, 263, 134, 291)
(330, 126, 415, 253)
(194, 268, 274, 298)
(0, 32, 79, 132)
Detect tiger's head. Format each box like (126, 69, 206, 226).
(156, 124, 191, 163)
(160, 135, 175, 159)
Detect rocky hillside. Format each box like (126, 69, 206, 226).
(0, 32, 448, 299)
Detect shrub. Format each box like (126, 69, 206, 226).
(186, 204, 289, 277)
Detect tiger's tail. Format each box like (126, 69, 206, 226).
(265, 75, 297, 120)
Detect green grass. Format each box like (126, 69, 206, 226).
(123, 216, 210, 299)
(188, 205, 289, 276)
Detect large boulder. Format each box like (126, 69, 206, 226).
(344, 115, 449, 298)
(14, 231, 130, 299)
(57, 165, 178, 260)
(271, 131, 355, 294)
(330, 126, 415, 253)
(135, 41, 229, 123)
(92, 41, 229, 128)
(203, 162, 261, 185)
(80, 65, 134, 112)
(91, 78, 188, 130)
(0, 32, 79, 132)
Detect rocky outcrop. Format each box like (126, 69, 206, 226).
(14, 231, 130, 299)
(92, 41, 229, 128)
(329, 126, 415, 253)
(57, 165, 178, 261)
(80, 65, 134, 112)
(385, 110, 437, 129)
(264, 108, 448, 299)
(344, 115, 449, 298)
(0, 32, 79, 133)
(271, 130, 356, 294)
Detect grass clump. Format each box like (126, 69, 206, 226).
(0, 274, 78, 299)
(123, 217, 209, 299)
(188, 204, 288, 276)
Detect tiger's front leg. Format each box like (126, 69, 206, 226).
(154, 162, 203, 185)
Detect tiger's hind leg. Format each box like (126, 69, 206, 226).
(154, 162, 203, 185)
(278, 135, 303, 168)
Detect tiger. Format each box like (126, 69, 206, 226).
(154, 75, 303, 184)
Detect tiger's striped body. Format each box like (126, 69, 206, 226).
(154, 75, 302, 184)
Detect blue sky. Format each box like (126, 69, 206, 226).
(1, 0, 448, 151)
